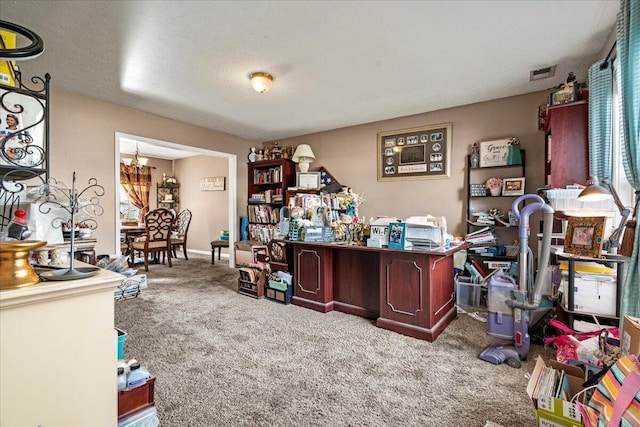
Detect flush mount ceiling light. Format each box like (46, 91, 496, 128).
(249, 72, 273, 93)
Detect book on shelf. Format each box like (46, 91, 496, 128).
(471, 259, 488, 277)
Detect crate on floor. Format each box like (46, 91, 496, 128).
(238, 267, 265, 298)
(265, 271, 292, 305)
(265, 279, 292, 305)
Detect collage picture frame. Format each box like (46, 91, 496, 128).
(377, 123, 452, 181)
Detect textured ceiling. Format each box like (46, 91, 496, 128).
(1, 1, 619, 144)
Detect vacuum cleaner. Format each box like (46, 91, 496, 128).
(479, 194, 554, 368)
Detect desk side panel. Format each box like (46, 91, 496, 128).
(292, 245, 334, 312)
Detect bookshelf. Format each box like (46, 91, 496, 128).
(465, 151, 525, 274)
(246, 159, 295, 244)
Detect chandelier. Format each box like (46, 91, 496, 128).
(122, 143, 148, 170)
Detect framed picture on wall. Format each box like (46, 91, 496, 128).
(377, 123, 452, 181)
(200, 176, 226, 191)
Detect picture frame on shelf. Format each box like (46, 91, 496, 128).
(296, 172, 321, 190)
(478, 138, 510, 168)
(549, 84, 577, 106)
(377, 122, 452, 181)
(387, 222, 406, 249)
(502, 177, 525, 196)
(563, 216, 606, 258)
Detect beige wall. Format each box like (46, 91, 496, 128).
(174, 155, 229, 253)
(49, 86, 548, 256)
(49, 88, 252, 255)
(272, 91, 548, 239)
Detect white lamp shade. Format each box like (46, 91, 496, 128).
(250, 72, 273, 93)
(292, 144, 316, 163)
(122, 158, 132, 166)
(137, 157, 148, 166)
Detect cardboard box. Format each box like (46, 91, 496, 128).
(561, 272, 617, 316)
(535, 395, 584, 427)
(234, 241, 268, 269)
(621, 315, 640, 357)
(526, 356, 588, 426)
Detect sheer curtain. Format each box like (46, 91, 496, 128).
(617, 0, 640, 318)
(120, 163, 152, 223)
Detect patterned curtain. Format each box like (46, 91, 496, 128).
(588, 59, 614, 180)
(617, 0, 640, 319)
(120, 163, 152, 222)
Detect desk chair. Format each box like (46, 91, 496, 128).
(171, 209, 192, 260)
(129, 208, 175, 271)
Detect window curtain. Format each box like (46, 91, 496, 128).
(617, 0, 640, 319)
(120, 163, 152, 223)
(588, 59, 614, 180)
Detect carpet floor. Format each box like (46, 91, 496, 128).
(115, 253, 553, 426)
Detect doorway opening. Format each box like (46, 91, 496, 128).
(114, 132, 237, 265)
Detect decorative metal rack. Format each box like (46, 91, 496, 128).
(34, 172, 104, 279)
(0, 69, 50, 232)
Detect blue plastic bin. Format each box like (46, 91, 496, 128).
(116, 328, 127, 360)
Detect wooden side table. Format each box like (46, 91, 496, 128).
(210, 240, 229, 265)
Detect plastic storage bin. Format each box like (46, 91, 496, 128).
(455, 276, 482, 308)
(116, 328, 127, 360)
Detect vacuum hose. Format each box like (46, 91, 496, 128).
(508, 195, 555, 310)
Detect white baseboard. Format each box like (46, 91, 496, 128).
(188, 249, 229, 259)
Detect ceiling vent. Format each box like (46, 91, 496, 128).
(529, 65, 556, 81)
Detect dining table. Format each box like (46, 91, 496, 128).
(120, 224, 146, 256)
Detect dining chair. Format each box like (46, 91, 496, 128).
(171, 209, 192, 260)
(129, 208, 175, 271)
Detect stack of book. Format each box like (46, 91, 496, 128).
(530, 362, 572, 404)
(465, 226, 496, 246)
(475, 212, 495, 225)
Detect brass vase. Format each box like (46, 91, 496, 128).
(0, 240, 47, 290)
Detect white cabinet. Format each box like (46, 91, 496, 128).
(0, 267, 123, 426)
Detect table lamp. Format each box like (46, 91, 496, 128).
(292, 144, 316, 173)
(578, 176, 631, 253)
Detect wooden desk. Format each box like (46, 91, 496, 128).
(291, 242, 468, 342)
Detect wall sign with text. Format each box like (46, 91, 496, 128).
(377, 123, 452, 181)
(478, 139, 509, 167)
(200, 176, 226, 191)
